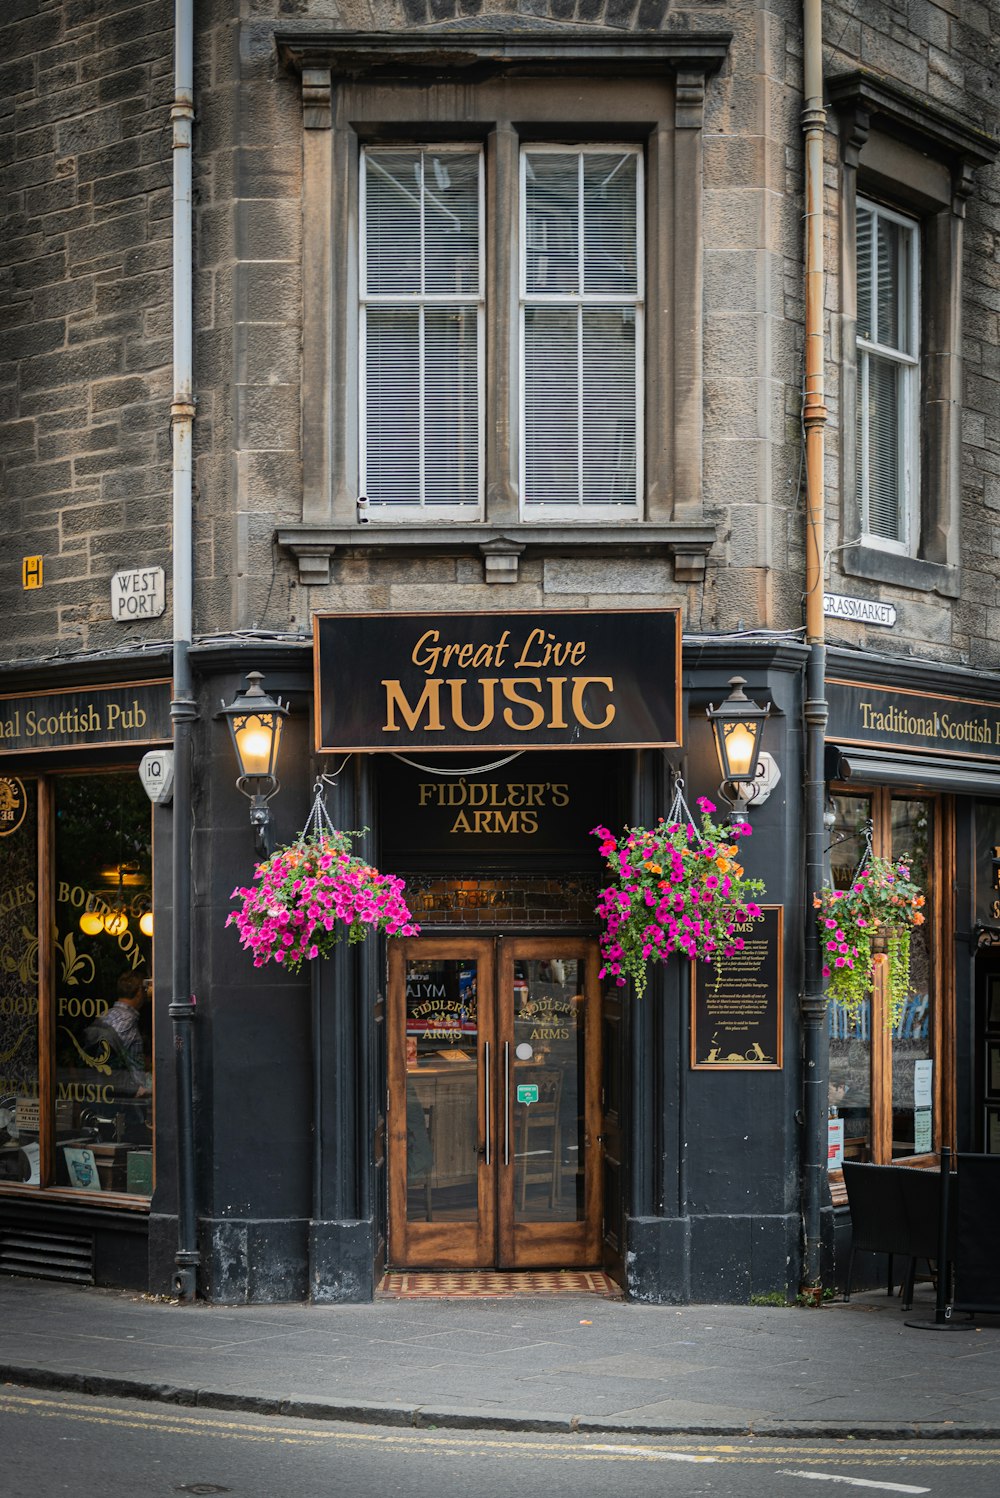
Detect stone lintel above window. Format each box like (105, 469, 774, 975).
(275, 31, 733, 87)
(276, 522, 716, 587)
(828, 71, 998, 193)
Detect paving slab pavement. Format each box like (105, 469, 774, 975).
(2, 1276, 999, 1439)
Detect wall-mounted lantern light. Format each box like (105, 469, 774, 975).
(706, 676, 773, 816)
(219, 671, 289, 856)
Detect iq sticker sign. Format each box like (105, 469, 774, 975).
(516, 1084, 539, 1106)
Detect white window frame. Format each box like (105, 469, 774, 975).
(855, 198, 920, 556)
(359, 144, 486, 520)
(518, 144, 645, 520)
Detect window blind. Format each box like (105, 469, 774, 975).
(361, 148, 483, 511)
(855, 200, 918, 548)
(521, 148, 642, 512)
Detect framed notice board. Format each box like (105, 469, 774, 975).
(691, 905, 783, 1070)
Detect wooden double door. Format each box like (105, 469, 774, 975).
(388, 936, 602, 1269)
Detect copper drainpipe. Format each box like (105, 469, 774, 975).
(800, 0, 830, 1298)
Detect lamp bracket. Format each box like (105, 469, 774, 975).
(236, 772, 280, 805)
(248, 796, 273, 857)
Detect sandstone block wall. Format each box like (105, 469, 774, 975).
(2, 1, 998, 669)
(2, 0, 175, 660)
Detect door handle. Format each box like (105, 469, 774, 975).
(503, 1042, 510, 1166)
(484, 1040, 491, 1165)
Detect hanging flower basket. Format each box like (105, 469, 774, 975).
(814, 836, 925, 1028)
(227, 781, 419, 973)
(592, 784, 766, 999)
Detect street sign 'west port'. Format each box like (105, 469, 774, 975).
(112, 567, 166, 621)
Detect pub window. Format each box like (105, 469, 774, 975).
(520, 146, 642, 514)
(830, 74, 999, 596)
(0, 770, 153, 1199)
(360, 142, 643, 520)
(855, 199, 919, 553)
(827, 788, 947, 1168)
(361, 146, 484, 516)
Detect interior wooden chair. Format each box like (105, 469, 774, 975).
(515, 1069, 562, 1211)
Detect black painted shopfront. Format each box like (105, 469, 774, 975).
(6, 629, 1000, 1302)
(161, 623, 811, 1304)
(822, 649, 1000, 1222)
(0, 662, 172, 1287)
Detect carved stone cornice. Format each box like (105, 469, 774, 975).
(276, 522, 717, 587)
(828, 71, 998, 176)
(276, 30, 732, 86)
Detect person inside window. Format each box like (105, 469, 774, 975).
(87, 970, 152, 1100)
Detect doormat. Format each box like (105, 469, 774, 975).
(376, 1270, 623, 1299)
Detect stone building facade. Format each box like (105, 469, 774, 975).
(2, 1, 999, 1303)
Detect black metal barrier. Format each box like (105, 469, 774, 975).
(952, 1153, 1000, 1317)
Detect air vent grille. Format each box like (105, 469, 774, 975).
(0, 1228, 95, 1284)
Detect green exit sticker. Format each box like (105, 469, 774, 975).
(516, 1084, 539, 1106)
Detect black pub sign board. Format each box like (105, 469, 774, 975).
(314, 610, 682, 753)
(0, 680, 172, 754)
(827, 678, 1000, 762)
(378, 751, 619, 868)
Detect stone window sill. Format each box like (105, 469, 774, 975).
(277, 522, 717, 586)
(841, 545, 960, 599)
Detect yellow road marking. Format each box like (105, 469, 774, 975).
(1, 1392, 997, 1469)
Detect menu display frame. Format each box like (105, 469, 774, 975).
(690, 905, 783, 1071)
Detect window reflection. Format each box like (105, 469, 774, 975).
(827, 795, 873, 1159)
(890, 799, 933, 1158)
(827, 791, 936, 1165)
(53, 774, 153, 1195)
(0, 779, 40, 1186)
(404, 957, 478, 1222)
(512, 957, 586, 1224)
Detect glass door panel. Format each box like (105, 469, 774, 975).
(499, 938, 600, 1268)
(510, 957, 586, 1225)
(388, 935, 600, 1270)
(388, 938, 494, 1268)
(405, 955, 479, 1224)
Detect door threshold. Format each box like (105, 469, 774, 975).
(376, 1269, 623, 1299)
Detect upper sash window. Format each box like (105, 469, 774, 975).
(855, 199, 919, 554)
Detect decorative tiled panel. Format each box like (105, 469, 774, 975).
(377, 1270, 621, 1298)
